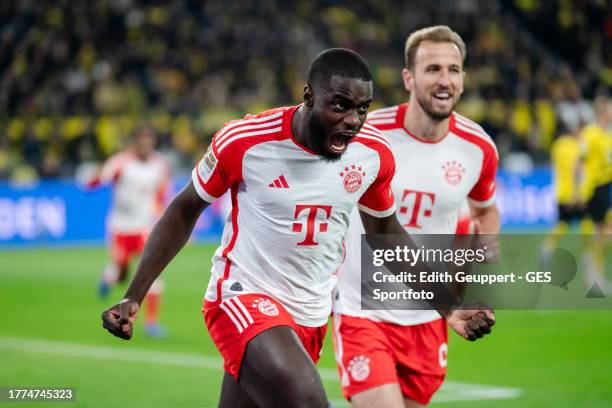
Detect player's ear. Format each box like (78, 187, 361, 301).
(402, 68, 414, 93)
(303, 85, 314, 107)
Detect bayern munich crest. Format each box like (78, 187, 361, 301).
(439, 343, 448, 368)
(251, 297, 280, 316)
(348, 355, 371, 381)
(442, 160, 465, 185)
(340, 164, 366, 193)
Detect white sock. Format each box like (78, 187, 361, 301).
(102, 264, 119, 284)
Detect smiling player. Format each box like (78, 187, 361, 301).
(332, 26, 500, 407)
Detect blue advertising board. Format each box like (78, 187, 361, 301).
(0, 181, 108, 245)
(0, 179, 229, 247)
(496, 168, 557, 230)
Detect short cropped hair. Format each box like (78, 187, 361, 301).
(307, 48, 373, 89)
(404, 25, 466, 69)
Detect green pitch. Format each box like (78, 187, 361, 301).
(1, 244, 611, 407)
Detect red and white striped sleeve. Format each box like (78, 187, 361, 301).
(469, 151, 497, 208)
(191, 138, 235, 203)
(191, 109, 286, 202)
(99, 152, 128, 184)
(453, 114, 498, 208)
(356, 124, 396, 218)
(155, 155, 171, 211)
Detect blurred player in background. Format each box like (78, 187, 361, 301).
(580, 97, 612, 234)
(332, 26, 500, 407)
(88, 124, 170, 337)
(540, 121, 586, 265)
(550, 122, 585, 231)
(578, 97, 612, 293)
(100, 48, 493, 408)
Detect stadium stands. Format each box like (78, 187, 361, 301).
(0, 0, 610, 181)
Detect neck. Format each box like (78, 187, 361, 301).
(403, 100, 450, 141)
(291, 105, 315, 150)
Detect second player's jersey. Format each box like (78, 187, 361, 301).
(100, 151, 169, 234)
(192, 105, 396, 327)
(580, 123, 612, 199)
(334, 103, 498, 326)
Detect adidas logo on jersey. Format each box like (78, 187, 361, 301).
(268, 175, 289, 188)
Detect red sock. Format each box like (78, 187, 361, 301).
(144, 293, 160, 324)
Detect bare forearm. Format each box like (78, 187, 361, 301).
(471, 204, 500, 234)
(124, 183, 207, 304)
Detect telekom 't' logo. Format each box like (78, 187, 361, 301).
(399, 189, 436, 229)
(292, 204, 332, 246)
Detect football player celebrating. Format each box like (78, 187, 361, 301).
(101, 48, 493, 408)
(332, 26, 500, 408)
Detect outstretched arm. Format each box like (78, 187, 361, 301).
(359, 211, 495, 341)
(101, 182, 209, 339)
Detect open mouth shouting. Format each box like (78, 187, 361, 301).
(329, 131, 357, 156)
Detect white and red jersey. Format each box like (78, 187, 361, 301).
(97, 151, 170, 234)
(334, 103, 498, 326)
(192, 105, 396, 327)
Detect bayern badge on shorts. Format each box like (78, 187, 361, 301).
(442, 160, 465, 185)
(348, 355, 371, 381)
(340, 164, 365, 193)
(251, 297, 280, 316)
(439, 343, 448, 368)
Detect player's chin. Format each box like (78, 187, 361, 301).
(325, 145, 347, 161)
(428, 107, 453, 121)
(320, 149, 343, 161)
(318, 139, 347, 160)
(428, 98, 456, 120)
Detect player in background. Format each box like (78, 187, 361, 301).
(550, 122, 586, 231)
(88, 124, 170, 337)
(540, 121, 585, 261)
(579, 97, 612, 234)
(578, 97, 612, 293)
(332, 26, 500, 408)
(100, 48, 494, 408)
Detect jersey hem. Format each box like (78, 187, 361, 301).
(357, 203, 396, 218)
(331, 310, 442, 326)
(468, 194, 496, 208)
(291, 315, 329, 328)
